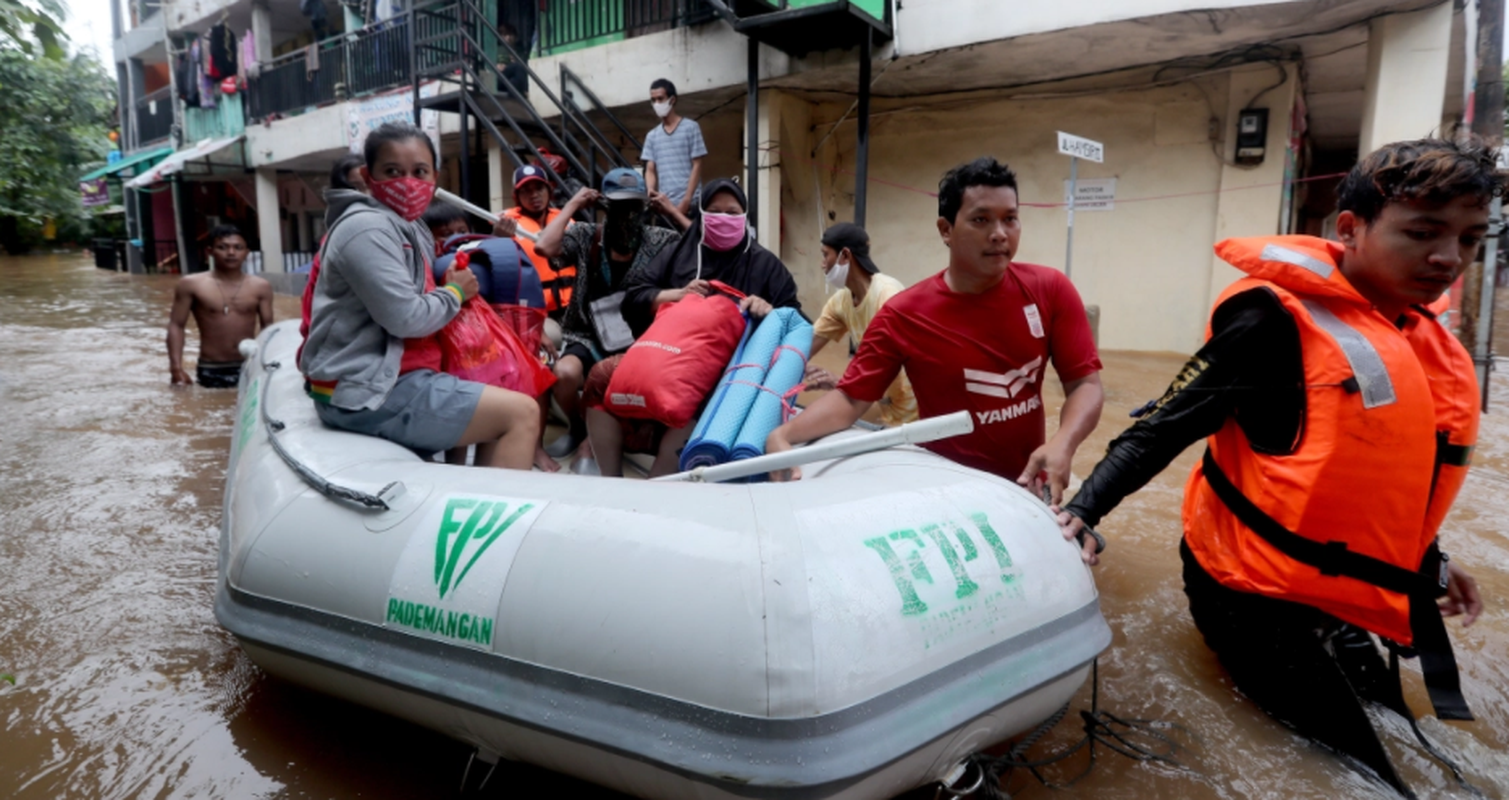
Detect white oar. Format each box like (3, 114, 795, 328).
(652, 411, 974, 484)
(433, 188, 538, 242)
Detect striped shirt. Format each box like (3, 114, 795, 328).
(642, 117, 707, 205)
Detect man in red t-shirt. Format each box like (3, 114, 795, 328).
(767, 156, 1104, 504)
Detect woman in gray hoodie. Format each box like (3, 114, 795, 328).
(300, 122, 540, 469)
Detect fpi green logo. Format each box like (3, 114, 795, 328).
(385, 494, 545, 649)
(433, 498, 534, 599)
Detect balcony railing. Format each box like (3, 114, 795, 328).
(540, 0, 718, 55)
(133, 86, 175, 148)
(246, 21, 412, 123)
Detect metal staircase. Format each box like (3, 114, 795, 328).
(407, 0, 643, 208)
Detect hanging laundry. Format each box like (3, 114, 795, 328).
(175, 49, 198, 106)
(301, 0, 331, 40)
(206, 23, 236, 79)
(192, 37, 216, 108)
(240, 30, 257, 78)
(305, 43, 320, 78)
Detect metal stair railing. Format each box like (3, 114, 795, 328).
(559, 63, 641, 181)
(408, 0, 631, 195)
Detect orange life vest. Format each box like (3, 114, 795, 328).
(1183, 235, 1479, 648)
(504, 206, 573, 312)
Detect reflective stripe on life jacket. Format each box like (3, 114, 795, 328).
(504, 207, 573, 312)
(1182, 236, 1479, 648)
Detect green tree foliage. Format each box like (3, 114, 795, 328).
(0, 0, 67, 59)
(0, 48, 116, 253)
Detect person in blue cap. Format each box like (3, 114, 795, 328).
(535, 167, 690, 462)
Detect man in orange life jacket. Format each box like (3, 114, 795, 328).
(502, 164, 573, 314)
(1058, 138, 1497, 796)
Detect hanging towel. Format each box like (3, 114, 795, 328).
(305, 43, 320, 77)
(239, 30, 255, 81)
(194, 37, 217, 108)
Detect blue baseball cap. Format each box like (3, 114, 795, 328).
(601, 167, 647, 201)
(513, 164, 549, 191)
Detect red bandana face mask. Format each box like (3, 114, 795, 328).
(367, 175, 436, 222)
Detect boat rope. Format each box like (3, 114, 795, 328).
(256, 330, 399, 512)
(960, 660, 1197, 799)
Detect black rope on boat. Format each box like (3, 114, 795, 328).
(255, 331, 394, 512)
(967, 660, 1197, 799)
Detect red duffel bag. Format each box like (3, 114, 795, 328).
(604, 283, 748, 428)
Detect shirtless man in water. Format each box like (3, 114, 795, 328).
(167, 224, 274, 388)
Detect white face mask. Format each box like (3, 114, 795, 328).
(825, 257, 850, 291)
(652, 100, 672, 119)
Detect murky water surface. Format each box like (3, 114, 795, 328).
(2, 253, 1506, 798)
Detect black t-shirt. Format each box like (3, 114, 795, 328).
(1065, 287, 1305, 526)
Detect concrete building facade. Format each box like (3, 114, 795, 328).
(106, 0, 1474, 352)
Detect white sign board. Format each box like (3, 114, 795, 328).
(1062, 178, 1116, 211)
(1056, 131, 1104, 163)
(349, 82, 442, 159)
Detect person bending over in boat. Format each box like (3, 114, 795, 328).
(300, 121, 540, 470)
(167, 224, 273, 388)
(533, 168, 690, 463)
(805, 222, 918, 427)
(766, 157, 1103, 494)
(583, 178, 801, 477)
(1058, 138, 1493, 796)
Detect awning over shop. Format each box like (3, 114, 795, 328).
(124, 135, 245, 189)
(78, 146, 175, 182)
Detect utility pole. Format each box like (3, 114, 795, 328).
(1460, 0, 1504, 408)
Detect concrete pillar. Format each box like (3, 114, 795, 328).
(1357, 2, 1453, 154)
(1202, 63, 1297, 326)
(752, 88, 783, 254)
(251, 0, 273, 63)
(256, 167, 284, 273)
(487, 138, 507, 214)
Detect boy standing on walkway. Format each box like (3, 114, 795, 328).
(166, 224, 274, 388)
(643, 79, 706, 217)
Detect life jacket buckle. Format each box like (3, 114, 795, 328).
(1437, 551, 1450, 591)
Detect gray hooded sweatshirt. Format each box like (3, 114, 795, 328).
(300, 188, 460, 410)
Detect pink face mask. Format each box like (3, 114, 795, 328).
(702, 211, 747, 252)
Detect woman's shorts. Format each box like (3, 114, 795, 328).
(315, 370, 484, 455)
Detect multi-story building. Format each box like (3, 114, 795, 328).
(103, 0, 1474, 352)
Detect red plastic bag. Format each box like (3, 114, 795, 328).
(603, 287, 747, 428)
(492, 303, 546, 360)
(441, 297, 557, 397)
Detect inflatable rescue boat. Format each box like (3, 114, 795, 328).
(217, 321, 1111, 799)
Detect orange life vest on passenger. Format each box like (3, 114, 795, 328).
(503, 206, 573, 312)
(1182, 235, 1479, 647)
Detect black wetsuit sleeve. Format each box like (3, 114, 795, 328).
(1064, 287, 1303, 527)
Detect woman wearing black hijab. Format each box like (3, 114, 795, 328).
(585, 178, 803, 477)
(620, 177, 801, 336)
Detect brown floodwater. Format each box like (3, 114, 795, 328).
(1, 252, 1506, 799)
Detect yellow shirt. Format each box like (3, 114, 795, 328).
(813, 273, 919, 427)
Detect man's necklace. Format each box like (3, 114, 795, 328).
(213, 276, 245, 315)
